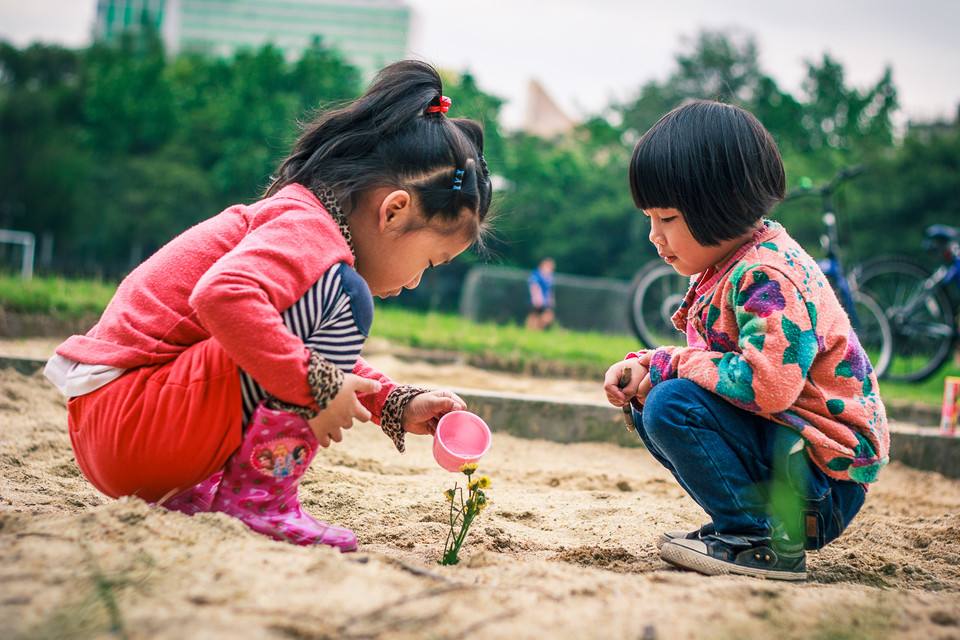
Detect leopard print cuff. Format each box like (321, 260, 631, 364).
(265, 351, 344, 419)
(305, 350, 345, 410)
(379, 385, 429, 454)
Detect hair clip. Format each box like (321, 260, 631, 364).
(452, 168, 465, 191)
(426, 96, 452, 114)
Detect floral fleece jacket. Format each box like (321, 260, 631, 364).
(639, 220, 888, 484)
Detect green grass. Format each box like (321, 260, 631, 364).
(373, 305, 638, 371)
(1, 274, 954, 407)
(0, 274, 116, 318)
(879, 368, 959, 406)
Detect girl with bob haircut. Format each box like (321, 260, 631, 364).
(604, 100, 888, 581)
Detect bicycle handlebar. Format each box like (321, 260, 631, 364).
(784, 165, 866, 201)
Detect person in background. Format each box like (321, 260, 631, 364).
(526, 257, 556, 330)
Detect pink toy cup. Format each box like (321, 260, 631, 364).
(432, 411, 492, 472)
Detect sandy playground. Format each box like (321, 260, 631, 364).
(1, 341, 959, 639)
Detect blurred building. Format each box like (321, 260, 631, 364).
(523, 79, 576, 139)
(93, 0, 410, 77)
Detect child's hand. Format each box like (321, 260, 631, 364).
(630, 352, 655, 405)
(401, 390, 468, 436)
(634, 370, 654, 405)
(308, 374, 381, 447)
(603, 358, 649, 408)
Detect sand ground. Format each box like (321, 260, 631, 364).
(1, 341, 959, 639)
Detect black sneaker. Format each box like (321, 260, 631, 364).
(656, 522, 715, 550)
(659, 533, 807, 581)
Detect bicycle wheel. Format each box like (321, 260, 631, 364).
(850, 290, 893, 380)
(628, 261, 689, 348)
(855, 257, 956, 382)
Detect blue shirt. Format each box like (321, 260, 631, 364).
(528, 268, 554, 308)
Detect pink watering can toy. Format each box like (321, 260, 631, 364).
(432, 410, 492, 472)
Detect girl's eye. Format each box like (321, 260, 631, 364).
(428, 261, 435, 269)
(660, 217, 676, 223)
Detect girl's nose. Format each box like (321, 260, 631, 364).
(649, 225, 663, 246)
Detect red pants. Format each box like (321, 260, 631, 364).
(67, 339, 243, 502)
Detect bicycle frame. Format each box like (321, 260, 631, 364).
(895, 258, 960, 336)
(819, 213, 862, 328)
(787, 166, 866, 330)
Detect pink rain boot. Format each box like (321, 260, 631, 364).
(209, 403, 358, 552)
(161, 471, 224, 516)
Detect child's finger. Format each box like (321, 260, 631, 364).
(604, 386, 626, 406)
(317, 433, 331, 448)
(636, 375, 653, 402)
(352, 399, 372, 423)
(430, 390, 467, 412)
(604, 384, 626, 404)
(443, 391, 467, 411)
(603, 383, 626, 404)
(329, 427, 343, 443)
(352, 376, 382, 396)
(438, 397, 459, 414)
(603, 366, 623, 390)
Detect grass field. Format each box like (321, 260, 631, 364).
(2, 274, 955, 406)
(0, 274, 115, 318)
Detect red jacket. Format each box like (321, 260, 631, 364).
(56, 184, 397, 420)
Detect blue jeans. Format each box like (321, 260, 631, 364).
(634, 379, 865, 550)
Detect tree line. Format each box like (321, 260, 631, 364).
(1, 28, 957, 284)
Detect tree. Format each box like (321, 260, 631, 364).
(82, 28, 175, 156)
(0, 42, 89, 247)
(0, 32, 363, 276)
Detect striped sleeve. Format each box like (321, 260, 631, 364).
(239, 263, 366, 421)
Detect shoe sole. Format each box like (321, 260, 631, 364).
(660, 541, 806, 581)
(656, 533, 673, 550)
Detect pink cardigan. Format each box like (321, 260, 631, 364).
(642, 222, 889, 484)
(57, 184, 396, 420)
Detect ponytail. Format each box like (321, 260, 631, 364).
(267, 60, 492, 236)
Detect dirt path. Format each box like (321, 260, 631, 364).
(1, 366, 959, 639)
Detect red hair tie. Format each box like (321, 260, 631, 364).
(426, 96, 452, 114)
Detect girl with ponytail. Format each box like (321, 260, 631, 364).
(46, 61, 493, 552)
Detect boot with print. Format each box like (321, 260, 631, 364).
(161, 471, 224, 516)
(210, 403, 358, 552)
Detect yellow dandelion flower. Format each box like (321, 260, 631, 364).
(444, 489, 456, 502)
(468, 479, 479, 491)
(460, 462, 479, 475)
(477, 476, 491, 489)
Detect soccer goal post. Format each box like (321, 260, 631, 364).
(0, 229, 36, 279)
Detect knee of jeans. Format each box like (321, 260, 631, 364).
(641, 379, 700, 448)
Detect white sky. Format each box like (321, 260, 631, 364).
(1, 0, 958, 128)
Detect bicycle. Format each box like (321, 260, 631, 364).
(853, 224, 960, 382)
(628, 166, 893, 379)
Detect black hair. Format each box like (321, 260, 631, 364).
(266, 60, 492, 241)
(629, 100, 785, 246)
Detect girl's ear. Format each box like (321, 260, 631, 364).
(377, 189, 412, 232)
